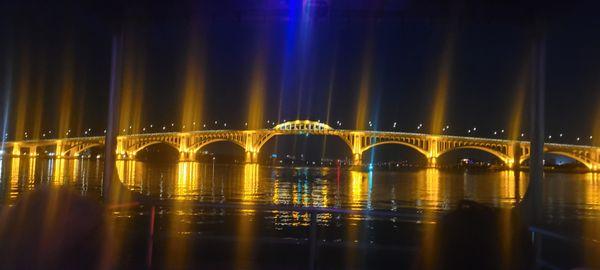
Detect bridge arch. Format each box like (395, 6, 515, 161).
(437, 146, 510, 164)
(130, 141, 180, 155)
(66, 143, 105, 156)
(519, 151, 594, 169)
(254, 133, 355, 161)
(360, 141, 429, 158)
(190, 138, 247, 153)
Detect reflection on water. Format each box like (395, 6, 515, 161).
(1, 157, 600, 268)
(2, 157, 600, 220)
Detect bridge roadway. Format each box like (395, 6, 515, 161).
(2, 120, 599, 171)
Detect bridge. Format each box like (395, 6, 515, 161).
(2, 120, 600, 171)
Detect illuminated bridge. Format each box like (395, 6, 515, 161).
(3, 120, 600, 171)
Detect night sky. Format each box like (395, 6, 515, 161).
(1, 0, 600, 161)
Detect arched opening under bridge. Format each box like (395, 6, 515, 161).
(194, 140, 246, 164)
(258, 134, 352, 166)
(135, 142, 180, 162)
(436, 147, 509, 168)
(520, 152, 591, 170)
(361, 143, 428, 168)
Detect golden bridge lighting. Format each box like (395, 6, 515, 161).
(3, 119, 600, 171)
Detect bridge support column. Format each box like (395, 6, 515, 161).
(508, 142, 521, 170)
(350, 152, 363, 170)
(11, 144, 20, 157)
(244, 151, 258, 164)
(179, 151, 196, 162)
(55, 142, 64, 159)
(28, 147, 37, 158)
(352, 152, 362, 166)
(427, 157, 438, 168)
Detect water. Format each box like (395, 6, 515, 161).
(0, 157, 599, 269)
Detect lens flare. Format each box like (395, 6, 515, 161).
(118, 33, 146, 134)
(508, 55, 531, 141)
(430, 34, 455, 135)
(57, 47, 75, 138)
(354, 37, 374, 130)
(14, 49, 32, 141)
(247, 46, 267, 130)
(180, 26, 206, 132)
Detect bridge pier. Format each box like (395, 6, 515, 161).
(116, 151, 136, 161)
(244, 151, 258, 164)
(349, 152, 363, 170)
(28, 147, 37, 158)
(179, 151, 196, 162)
(11, 144, 21, 157)
(427, 157, 438, 168)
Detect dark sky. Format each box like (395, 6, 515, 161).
(1, 0, 600, 160)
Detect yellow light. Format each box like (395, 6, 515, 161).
(430, 33, 455, 135)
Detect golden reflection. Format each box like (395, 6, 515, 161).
(344, 170, 371, 268)
(180, 27, 206, 131)
(71, 159, 81, 184)
(9, 158, 20, 200)
(174, 161, 199, 198)
(51, 158, 67, 185)
(115, 160, 126, 184)
(498, 170, 517, 206)
(26, 157, 36, 188)
(235, 164, 260, 269)
(242, 163, 260, 203)
(583, 173, 600, 266)
(349, 171, 371, 210)
(162, 162, 200, 268)
(415, 168, 441, 209)
(430, 34, 455, 134)
(116, 160, 140, 191)
(313, 178, 329, 208)
(418, 168, 441, 269)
